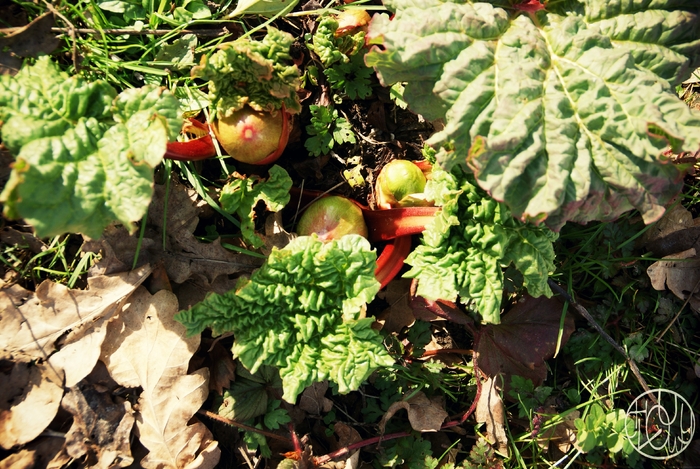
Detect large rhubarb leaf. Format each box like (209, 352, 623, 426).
(366, 1, 700, 230)
(175, 235, 394, 402)
(0, 57, 181, 238)
(404, 163, 557, 324)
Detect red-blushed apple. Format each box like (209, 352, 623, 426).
(212, 106, 290, 165)
(296, 195, 368, 241)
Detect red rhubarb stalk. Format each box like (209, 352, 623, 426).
(164, 118, 217, 161)
(363, 206, 439, 242)
(374, 235, 412, 289)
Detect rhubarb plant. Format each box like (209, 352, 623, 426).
(219, 165, 293, 248)
(191, 27, 302, 117)
(307, 13, 374, 99)
(0, 56, 181, 239)
(175, 234, 394, 402)
(404, 156, 557, 324)
(366, 0, 700, 230)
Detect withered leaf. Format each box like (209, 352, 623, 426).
(59, 384, 135, 469)
(0, 265, 151, 361)
(474, 295, 574, 393)
(99, 287, 220, 468)
(647, 248, 700, 312)
(0, 362, 63, 449)
(378, 391, 448, 433)
(475, 377, 508, 455)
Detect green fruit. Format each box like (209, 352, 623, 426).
(376, 159, 427, 209)
(296, 195, 368, 241)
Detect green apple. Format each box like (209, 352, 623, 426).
(376, 159, 427, 209)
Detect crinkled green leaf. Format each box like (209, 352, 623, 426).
(191, 27, 301, 116)
(404, 164, 556, 324)
(175, 235, 393, 402)
(0, 57, 181, 238)
(366, 1, 700, 230)
(219, 165, 292, 248)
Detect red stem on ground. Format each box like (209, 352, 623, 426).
(313, 365, 484, 466)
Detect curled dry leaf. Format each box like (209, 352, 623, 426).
(0, 361, 63, 449)
(85, 180, 262, 289)
(378, 391, 448, 433)
(647, 247, 700, 312)
(100, 287, 220, 468)
(0, 265, 151, 361)
(299, 381, 333, 416)
(475, 377, 508, 455)
(58, 384, 135, 469)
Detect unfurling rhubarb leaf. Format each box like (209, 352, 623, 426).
(366, 1, 700, 230)
(404, 164, 557, 324)
(0, 57, 181, 239)
(191, 27, 301, 117)
(219, 165, 292, 248)
(175, 235, 394, 402)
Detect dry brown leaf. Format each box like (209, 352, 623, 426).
(0, 12, 59, 75)
(299, 381, 333, 415)
(538, 408, 579, 456)
(100, 287, 220, 468)
(0, 265, 151, 361)
(647, 248, 700, 312)
(0, 361, 63, 449)
(376, 279, 416, 334)
(57, 384, 135, 469)
(475, 377, 508, 455)
(378, 392, 448, 433)
(0, 448, 35, 469)
(85, 180, 262, 288)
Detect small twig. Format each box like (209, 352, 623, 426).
(40, 1, 78, 70)
(48, 27, 233, 37)
(654, 275, 700, 343)
(420, 348, 473, 358)
(547, 280, 656, 402)
(313, 363, 484, 466)
(198, 410, 293, 444)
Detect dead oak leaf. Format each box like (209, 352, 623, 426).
(378, 391, 448, 433)
(474, 295, 574, 394)
(100, 287, 220, 469)
(0, 265, 151, 361)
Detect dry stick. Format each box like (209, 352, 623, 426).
(198, 410, 293, 445)
(40, 1, 78, 70)
(547, 280, 655, 402)
(49, 27, 233, 37)
(654, 275, 700, 343)
(313, 358, 484, 466)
